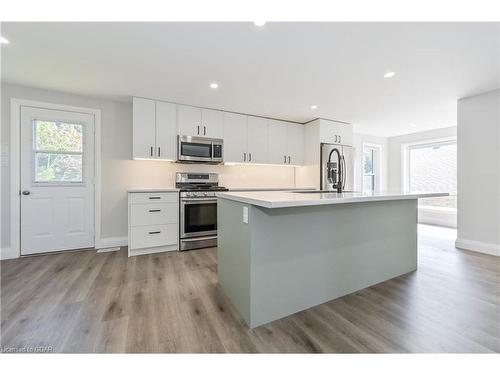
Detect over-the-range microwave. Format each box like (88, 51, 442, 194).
(177, 135, 223, 164)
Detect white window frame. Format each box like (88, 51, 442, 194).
(402, 136, 457, 228)
(362, 143, 382, 192)
(402, 137, 457, 194)
(32, 118, 86, 185)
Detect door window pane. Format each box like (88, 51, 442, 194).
(33, 120, 84, 183)
(35, 121, 83, 152)
(408, 141, 457, 208)
(35, 153, 83, 182)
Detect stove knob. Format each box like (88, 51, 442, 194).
(204, 192, 208, 197)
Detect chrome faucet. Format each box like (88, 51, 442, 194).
(327, 148, 345, 193)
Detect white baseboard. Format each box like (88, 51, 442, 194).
(455, 238, 500, 256)
(96, 236, 128, 250)
(1, 247, 19, 260)
(418, 207, 457, 228)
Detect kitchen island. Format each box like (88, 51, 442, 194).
(216, 190, 448, 328)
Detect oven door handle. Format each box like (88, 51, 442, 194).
(182, 199, 218, 204)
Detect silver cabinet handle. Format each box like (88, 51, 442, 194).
(158, 147, 161, 157)
(284, 155, 287, 163)
(339, 135, 341, 144)
(197, 125, 200, 135)
(249, 153, 252, 162)
(243, 152, 246, 162)
(22, 190, 31, 195)
(150, 146, 153, 157)
(148, 209, 161, 212)
(288, 156, 291, 164)
(204, 126, 206, 136)
(148, 231, 161, 235)
(148, 196, 161, 200)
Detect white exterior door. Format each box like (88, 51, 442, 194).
(20, 106, 95, 255)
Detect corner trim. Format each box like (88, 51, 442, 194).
(455, 238, 500, 256)
(1, 248, 17, 260)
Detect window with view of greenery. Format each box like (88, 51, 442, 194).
(33, 120, 84, 183)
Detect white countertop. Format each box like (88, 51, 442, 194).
(216, 190, 449, 208)
(128, 188, 179, 193)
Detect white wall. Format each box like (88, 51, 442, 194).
(0, 83, 297, 257)
(387, 126, 457, 192)
(352, 133, 388, 192)
(456, 89, 500, 256)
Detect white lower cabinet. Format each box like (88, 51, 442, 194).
(128, 191, 179, 256)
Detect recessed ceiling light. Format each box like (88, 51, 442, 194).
(253, 21, 266, 27)
(0, 36, 9, 44)
(384, 71, 396, 78)
(209, 82, 219, 89)
(311, 105, 318, 110)
(411, 124, 418, 128)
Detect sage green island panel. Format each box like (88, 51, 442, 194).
(217, 198, 418, 328)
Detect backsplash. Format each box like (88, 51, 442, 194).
(120, 160, 298, 189)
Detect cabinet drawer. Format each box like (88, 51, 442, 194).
(129, 192, 178, 204)
(130, 203, 178, 226)
(129, 224, 178, 250)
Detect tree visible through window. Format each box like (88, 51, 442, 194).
(407, 140, 457, 209)
(33, 120, 84, 183)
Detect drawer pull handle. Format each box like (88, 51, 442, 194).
(148, 209, 161, 212)
(148, 197, 161, 200)
(148, 231, 161, 235)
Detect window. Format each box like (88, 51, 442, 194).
(363, 145, 380, 192)
(33, 120, 84, 183)
(406, 140, 457, 209)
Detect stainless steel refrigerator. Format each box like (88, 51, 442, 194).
(320, 143, 355, 191)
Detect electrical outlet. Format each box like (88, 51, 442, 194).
(242, 206, 249, 224)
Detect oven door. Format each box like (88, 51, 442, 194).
(180, 198, 218, 239)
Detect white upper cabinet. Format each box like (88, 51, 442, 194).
(247, 116, 268, 164)
(177, 105, 224, 138)
(177, 105, 202, 137)
(155, 101, 177, 160)
(133, 97, 177, 160)
(268, 119, 288, 165)
(319, 119, 353, 146)
(201, 109, 224, 138)
(223, 112, 248, 163)
(287, 123, 304, 165)
(133, 97, 157, 159)
(133, 96, 306, 166)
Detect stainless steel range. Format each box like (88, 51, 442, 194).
(176, 172, 228, 251)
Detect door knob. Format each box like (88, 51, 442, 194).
(22, 190, 30, 195)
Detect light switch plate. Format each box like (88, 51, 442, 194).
(242, 206, 249, 224)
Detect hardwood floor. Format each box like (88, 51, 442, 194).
(1, 225, 499, 353)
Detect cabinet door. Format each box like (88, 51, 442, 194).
(201, 109, 224, 138)
(287, 123, 304, 165)
(223, 112, 247, 163)
(155, 101, 177, 160)
(268, 119, 288, 165)
(247, 116, 268, 164)
(133, 97, 156, 159)
(177, 105, 202, 136)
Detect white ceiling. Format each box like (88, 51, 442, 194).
(1, 22, 499, 136)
